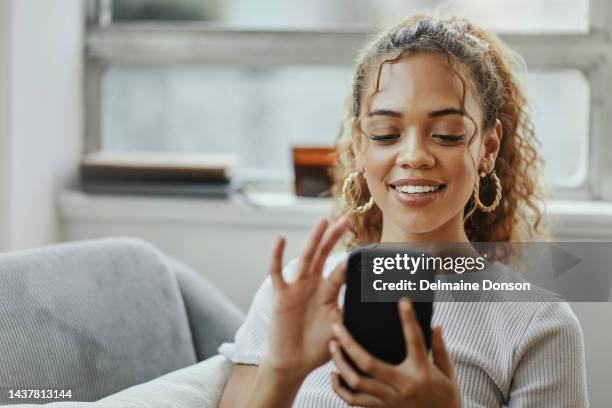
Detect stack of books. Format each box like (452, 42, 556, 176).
(79, 151, 238, 198)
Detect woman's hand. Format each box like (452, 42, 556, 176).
(263, 216, 349, 381)
(329, 299, 462, 408)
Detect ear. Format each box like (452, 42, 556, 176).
(480, 118, 503, 173)
(351, 126, 366, 172)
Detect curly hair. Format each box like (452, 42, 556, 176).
(330, 13, 548, 257)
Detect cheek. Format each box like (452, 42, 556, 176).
(453, 150, 476, 175)
(447, 148, 478, 196)
(362, 149, 392, 181)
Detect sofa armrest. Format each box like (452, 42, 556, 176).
(168, 256, 245, 361)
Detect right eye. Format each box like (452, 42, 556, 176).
(368, 134, 400, 142)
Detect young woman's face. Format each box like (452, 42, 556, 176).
(353, 52, 501, 242)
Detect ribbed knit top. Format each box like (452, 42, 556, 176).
(218, 252, 588, 407)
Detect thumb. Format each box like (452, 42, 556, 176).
(329, 306, 343, 326)
(321, 256, 348, 302)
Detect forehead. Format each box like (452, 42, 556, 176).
(367, 52, 480, 117)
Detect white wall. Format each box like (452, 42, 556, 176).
(0, 0, 83, 251)
(0, 0, 12, 250)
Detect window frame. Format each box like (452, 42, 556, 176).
(84, 0, 612, 201)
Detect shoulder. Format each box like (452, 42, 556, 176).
(508, 300, 588, 404)
(489, 263, 584, 343)
(521, 300, 584, 344)
(509, 299, 585, 381)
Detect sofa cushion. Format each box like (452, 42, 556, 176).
(97, 354, 233, 407)
(0, 355, 233, 407)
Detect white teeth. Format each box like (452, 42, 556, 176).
(396, 185, 440, 194)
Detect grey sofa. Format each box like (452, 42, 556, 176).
(0, 237, 245, 407)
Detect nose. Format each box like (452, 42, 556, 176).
(395, 131, 435, 169)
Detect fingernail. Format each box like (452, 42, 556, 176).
(332, 323, 342, 336)
(329, 340, 338, 353)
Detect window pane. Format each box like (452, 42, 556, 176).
(376, 0, 589, 33)
(527, 70, 589, 188)
(101, 65, 352, 177)
(111, 0, 590, 33)
(101, 66, 589, 188)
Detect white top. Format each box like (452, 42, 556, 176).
(218, 252, 589, 407)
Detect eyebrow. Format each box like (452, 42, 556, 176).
(367, 107, 464, 118)
(428, 108, 464, 118)
(368, 109, 403, 118)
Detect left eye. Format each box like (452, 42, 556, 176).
(433, 134, 465, 142)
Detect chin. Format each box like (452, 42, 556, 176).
(395, 215, 442, 236)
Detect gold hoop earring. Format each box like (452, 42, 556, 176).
(342, 170, 374, 213)
(474, 170, 502, 213)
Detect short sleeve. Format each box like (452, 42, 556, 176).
(217, 258, 299, 365)
(507, 301, 589, 407)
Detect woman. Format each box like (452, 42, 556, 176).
(218, 13, 588, 407)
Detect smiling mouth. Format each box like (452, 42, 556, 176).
(390, 184, 447, 194)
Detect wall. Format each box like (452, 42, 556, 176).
(0, 0, 83, 251)
(0, 1, 12, 249)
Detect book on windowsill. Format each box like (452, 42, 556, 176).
(79, 179, 233, 198)
(79, 151, 238, 198)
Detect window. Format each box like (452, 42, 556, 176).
(101, 64, 352, 177)
(86, 0, 612, 199)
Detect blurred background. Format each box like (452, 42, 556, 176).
(0, 0, 611, 404)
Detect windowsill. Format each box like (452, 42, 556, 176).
(59, 189, 612, 239)
(59, 189, 333, 227)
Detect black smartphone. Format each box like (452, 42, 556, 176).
(339, 244, 434, 392)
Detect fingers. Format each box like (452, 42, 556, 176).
(295, 218, 329, 280)
(331, 372, 388, 408)
(269, 234, 286, 290)
(432, 326, 454, 377)
(331, 323, 396, 384)
(309, 216, 348, 277)
(399, 298, 428, 367)
(329, 340, 398, 406)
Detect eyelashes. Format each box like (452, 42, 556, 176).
(433, 134, 466, 143)
(367, 134, 466, 143)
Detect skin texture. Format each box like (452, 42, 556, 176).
(219, 52, 503, 408)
